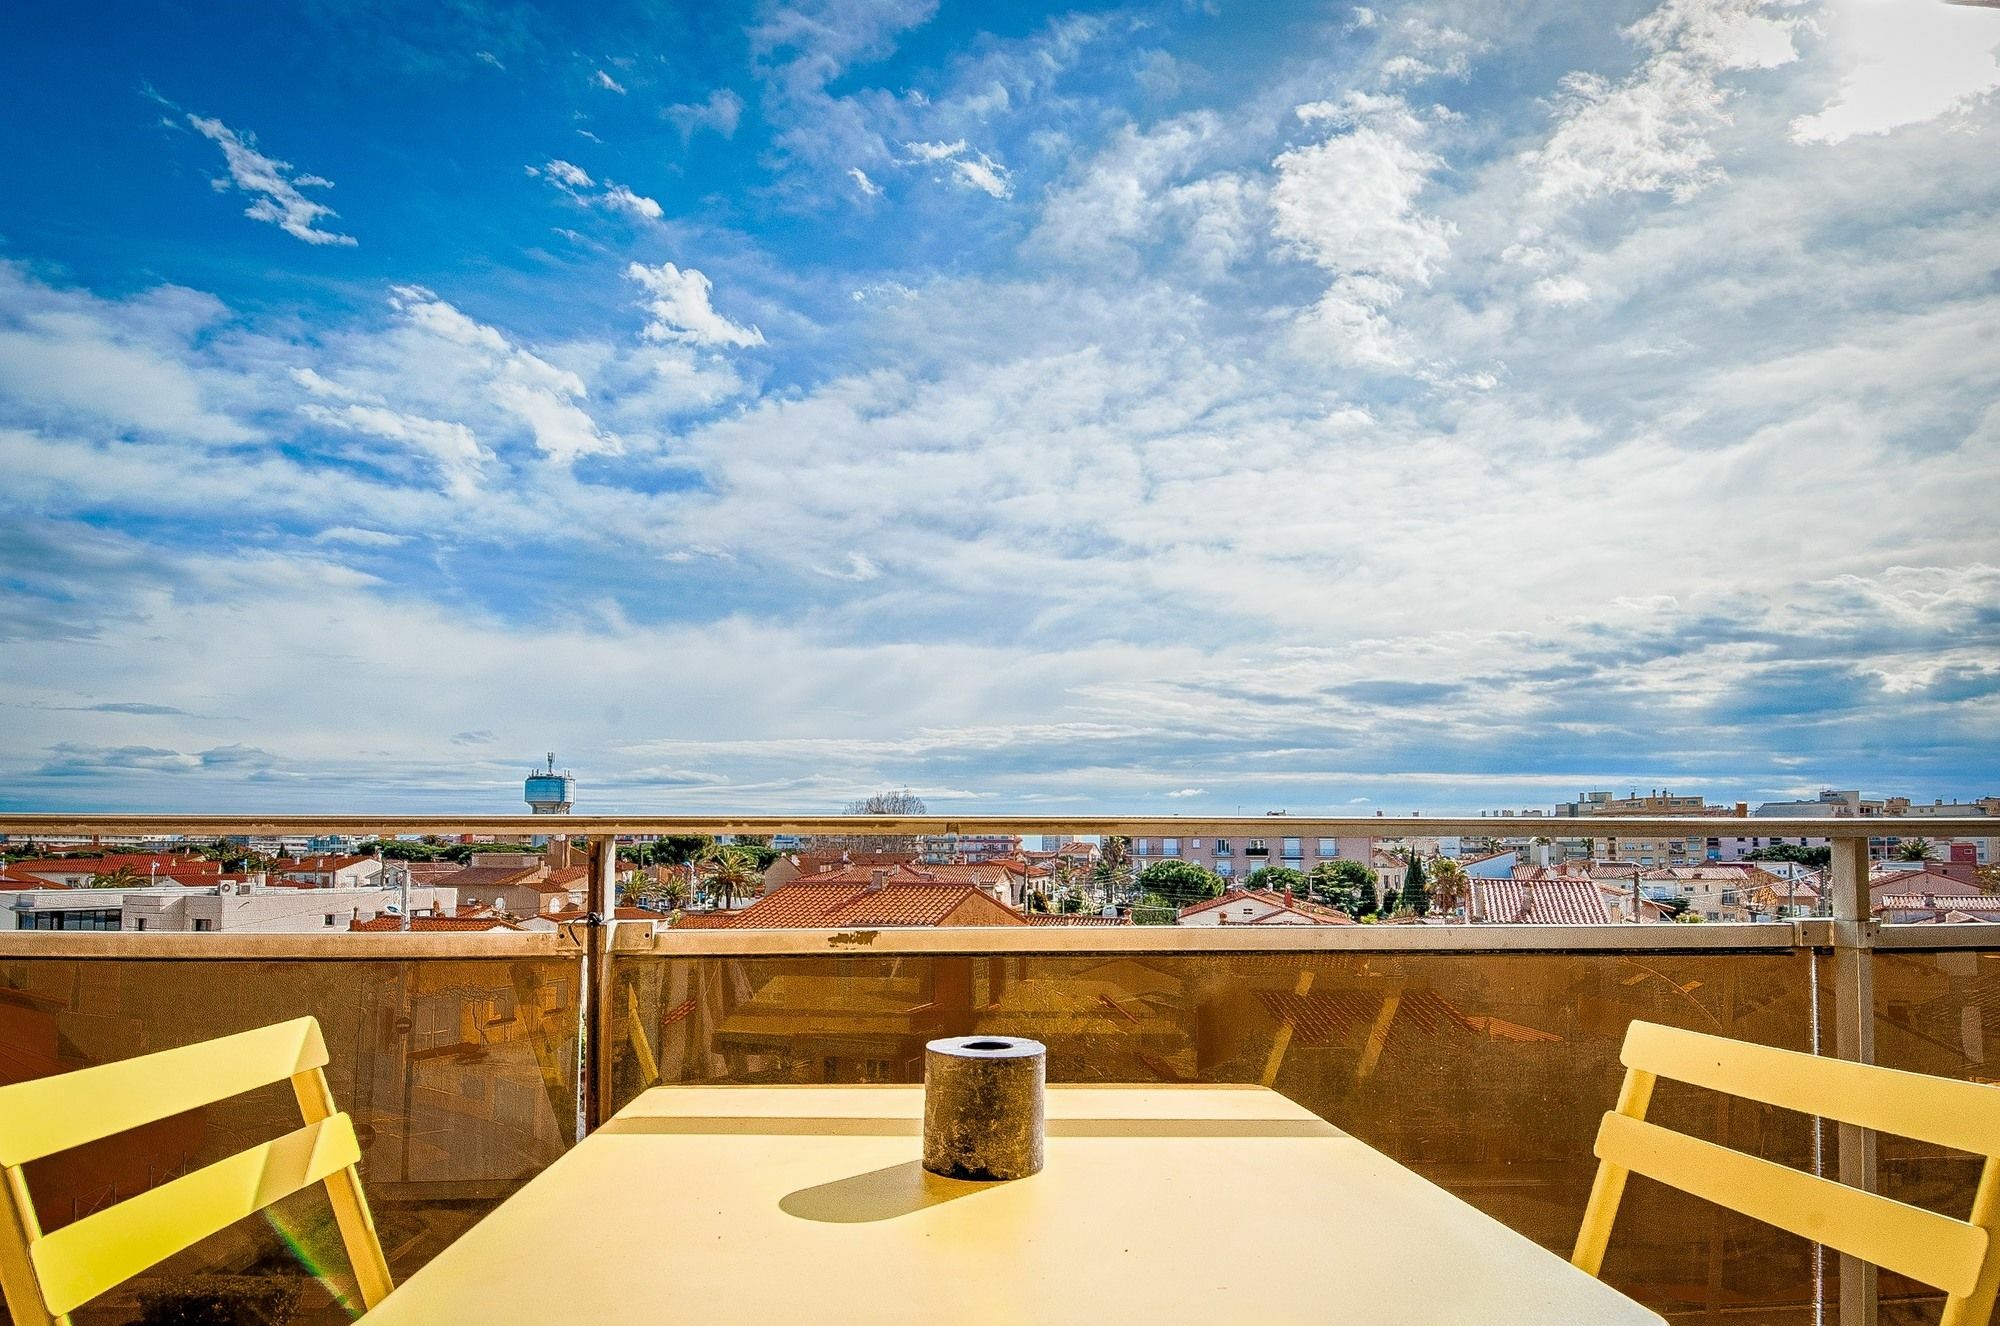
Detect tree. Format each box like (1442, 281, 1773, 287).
(655, 872, 691, 911)
(1245, 865, 1306, 894)
(818, 789, 928, 854)
(1057, 889, 1086, 914)
(1428, 856, 1470, 921)
(1130, 892, 1178, 925)
(1095, 837, 1133, 894)
(698, 845, 763, 910)
(1379, 878, 1401, 916)
(1307, 859, 1375, 914)
(88, 864, 143, 889)
(1400, 854, 1430, 917)
(1138, 859, 1223, 907)
(1894, 837, 1937, 863)
(649, 835, 714, 865)
(1027, 889, 1051, 913)
(1747, 843, 1832, 870)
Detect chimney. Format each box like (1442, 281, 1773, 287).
(545, 837, 572, 870)
(868, 868, 888, 893)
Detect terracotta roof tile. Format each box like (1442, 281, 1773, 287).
(1470, 878, 1611, 924)
(348, 915, 522, 932)
(687, 881, 1027, 929)
(1024, 913, 1130, 925)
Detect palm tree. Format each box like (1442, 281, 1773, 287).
(89, 864, 144, 889)
(1894, 837, 1937, 863)
(699, 845, 763, 910)
(656, 872, 690, 912)
(1429, 856, 1471, 922)
(1095, 837, 1132, 897)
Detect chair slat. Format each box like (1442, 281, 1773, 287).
(28, 1113, 359, 1315)
(1622, 1021, 2000, 1158)
(0, 1017, 327, 1166)
(1595, 1111, 1988, 1297)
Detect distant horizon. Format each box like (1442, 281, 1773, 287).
(4, 1, 1997, 812)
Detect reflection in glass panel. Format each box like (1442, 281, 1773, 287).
(0, 956, 580, 1325)
(1870, 948, 2000, 1326)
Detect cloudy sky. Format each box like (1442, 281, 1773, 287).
(2, 0, 1997, 817)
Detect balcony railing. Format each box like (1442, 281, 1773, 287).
(0, 812, 1994, 1325)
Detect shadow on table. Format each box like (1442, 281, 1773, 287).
(780, 1161, 992, 1224)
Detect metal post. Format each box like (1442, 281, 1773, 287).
(1829, 834, 1877, 1326)
(581, 834, 619, 1134)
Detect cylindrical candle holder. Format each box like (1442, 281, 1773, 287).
(922, 1036, 1045, 1181)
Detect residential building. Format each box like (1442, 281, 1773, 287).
(753, 860, 1028, 910)
(675, 875, 1027, 929)
(272, 854, 384, 888)
(1130, 832, 1374, 883)
(1467, 877, 1613, 925)
(1176, 890, 1357, 926)
(3, 877, 459, 933)
(917, 833, 1021, 863)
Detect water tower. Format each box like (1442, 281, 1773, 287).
(524, 753, 575, 815)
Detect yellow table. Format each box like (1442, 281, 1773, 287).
(367, 1085, 1663, 1324)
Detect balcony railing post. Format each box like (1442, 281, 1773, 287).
(1829, 834, 1878, 1326)
(582, 834, 618, 1135)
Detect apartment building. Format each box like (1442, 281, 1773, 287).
(1554, 790, 1720, 868)
(3, 878, 459, 933)
(1129, 832, 1376, 882)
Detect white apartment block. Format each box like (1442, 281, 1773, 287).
(1129, 833, 1376, 883)
(3, 879, 458, 933)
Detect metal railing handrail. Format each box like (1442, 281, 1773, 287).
(0, 811, 1991, 839)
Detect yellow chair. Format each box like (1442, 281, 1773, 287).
(1573, 1019, 2000, 1325)
(0, 1016, 394, 1325)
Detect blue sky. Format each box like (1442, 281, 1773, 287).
(2, 0, 1998, 816)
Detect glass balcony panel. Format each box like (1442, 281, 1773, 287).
(0, 954, 581, 1325)
(1869, 945, 2000, 1325)
(612, 946, 1820, 1322)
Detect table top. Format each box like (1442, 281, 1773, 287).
(367, 1085, 1662, 1325)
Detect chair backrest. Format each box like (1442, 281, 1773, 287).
(1572, 1019, 2000, 1326)
(0, 1016, 394, 1325)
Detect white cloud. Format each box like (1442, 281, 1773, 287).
(592, 69, 627, 94)
(666, 89, 744, 139)
(300, 400, 492, 496)
(185, 113, 356, 246)
(385, 285, 622, 463)
(848, 167, 884, 197)
(1164, 787, 1205, 798)
(624, 263, 766, 349)
(528, 160, 662, 222)
(1791, 0, 2000, 144)
(0, 264, 250, 443)
(1271, 94, 1452, 365)
(1531, 274, 1592, 306)
(902, 139, 1014, 198)
(1030, 115, 1262, 277)
(1525, 0, 1807, 204)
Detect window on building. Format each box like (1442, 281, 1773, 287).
(1247, 839, 1267, 853)
(1317, 838, 1336, 856)
(29, 909, 122, 931)
(1216, 861, 1233, 876)
(1135, 839, 1151, 856)
(1163, 839, 1179, 857)
(1214, 839, 1231, 854)
(135, 917, 147, 931)
(1282, 838, 1302, 858)
(324, 914, 337, 926)
(192, 918, 214, 932)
